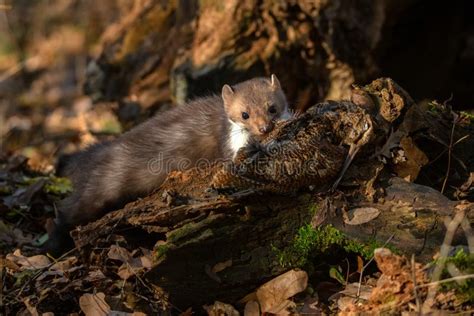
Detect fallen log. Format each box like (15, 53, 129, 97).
(72, 78, 473, 308)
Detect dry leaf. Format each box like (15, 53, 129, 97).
(339, 283, 372, 301)
(344, 207, 380, 225)
(0, 257, 20, 271)
(140, 255, 152, 269)
(108, 245, 133, 263)
(50, 256, 78, 271)
(256, 269, 308, 313)
(211, 259, 233, 273)
(6, 249, 50, 270)
(300, 296, 321, 315)
(393, 136, 429, 181)
(85, 270, 107, 282)
(266, 300, 295, 315)
(79, 292, 111, 316)
(23, 297, 39, 316)
(117, 264, 136, 280)
(204, 301, 239, 316)
(357, 256, 364, 273)
(108, 245, 153, 280)
(329, 283, 372, 312)
(179, 307, 193, 316)
(2, 178, 46, 208)
(0, 221, 35, 246)
(337, 296, 358, 312)
(107, 311, 147, 316)
(244, 300, 260, 316)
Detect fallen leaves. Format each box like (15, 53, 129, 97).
(204, 301, 239, 316)
(80, 292, 111, 316)
(392, 136, 429, 181)
(0, 154, 74, 252)
(240, 269, 309, 315)
(338, 248, 472, 314)
(78, 291, 149, 316)
(256, 269, 308, 314)
(2, 178, 47, 209)
(344, 207, 380, 225)
(6, 249, 50, 270)
(107, 245, 153, 280)
(0, 220, 35, 246)
(205, 269, 310, 315)
(331, 282, 373, 311)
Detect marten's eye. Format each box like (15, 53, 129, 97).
(242, 112, 249, 120)
(268, 105, 277, 114)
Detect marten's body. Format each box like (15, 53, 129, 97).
(47, 75, 291, 255)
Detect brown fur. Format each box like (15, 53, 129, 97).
(223, 75, 288, 138)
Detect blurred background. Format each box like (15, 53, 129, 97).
(1, 0, 473, 172)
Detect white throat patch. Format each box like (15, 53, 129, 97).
(228, 120, 249, 158)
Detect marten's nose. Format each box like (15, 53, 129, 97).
(259, 124, 273, 134)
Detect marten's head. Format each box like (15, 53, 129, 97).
(222, 74, 290, 138)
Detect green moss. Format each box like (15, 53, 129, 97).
(273, 224, 395, 268)
(154, 244, 169, 262)
(273, 225, 340, 268)
(308, 204, 319, 216)
(167, 218, 211, 244)
(460, 111, 474, 124)
(44, 176, 73, 195)
(329, 266, 346, 284)
(439, 248, 474, 303)
(427, 100, 442, 114)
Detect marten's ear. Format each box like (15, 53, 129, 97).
(222, 84, 234, 104)
(270, 74, 281, 90)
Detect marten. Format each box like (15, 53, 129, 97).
(46, 75, 291, 255)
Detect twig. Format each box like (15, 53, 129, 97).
(425, 131, 468, 167)
(460, 216, 474, 254)
(453, 134, 470, 147)
(104, 213, 125, 243)
(356, 234, 395, 298)
(345, 257, 350, 286)
(441, 113, 459, 194)
(416, 274, 474, 289)
(422, 210, 465, 312)
(411, 254, 421, 314)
